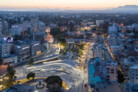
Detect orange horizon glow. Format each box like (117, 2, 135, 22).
(0, 0, 138, 10)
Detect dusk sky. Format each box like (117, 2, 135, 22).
(0, 0, 138, 9)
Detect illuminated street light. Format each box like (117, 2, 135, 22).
(34, 90, 38, 92)
(4, 77, 9, 80)
(0, 78, 3, 82)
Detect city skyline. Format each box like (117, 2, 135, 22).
(0, 0, 138, 10)
(0, 3, 138, 92)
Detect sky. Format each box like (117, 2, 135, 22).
(0, 0, 138, 10)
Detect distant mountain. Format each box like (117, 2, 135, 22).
(111, 5, 138, 11)
(0, 5, 138, 13)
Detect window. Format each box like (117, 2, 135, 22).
(111, 69, 114, 73)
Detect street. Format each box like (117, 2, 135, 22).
(14, 43, 88, 92)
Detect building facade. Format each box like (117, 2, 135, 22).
(129, 64, 138, 83)
(106, 61, 118, 83)
(0, 42, 11, 58)
(14, 41, 30, 62)
(3, 55, 18, 64)
(124, 83, 138, 92)
(30, 41, 41, 56)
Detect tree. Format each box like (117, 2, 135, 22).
(78, 44, 84, 50)
(124, 45, 127, 49)
(85, 29, 88, 33)
(68, 21, 76, 31)
(86, 33, 91, 37)
(59, 49, 66, 55)
(78, 49, 83, 56)
(6, 65, 16, 77)
(118, 70, 125, 83)
(59, 39, 66, 48)
(5, 65, 16, 87)
(27, 72, 35, 79)
(13, 76, 17, 82)
(50, 27, 61, 37)
(44, 76, 62, 88)
(44, 76, 64, 92)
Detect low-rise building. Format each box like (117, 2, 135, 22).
(129, 64, 138, 83)
(88, 58, 120, 92)
(96, 20, 104, 26)
(110, 45, 124, 54)
(3, 55, 17, 64)
(124, 83, 138, 92)
(93, 44, 112, 61)
(132, 23, 138, 29)
(108, 24, 119, 35)
(121, 57, 138, 79)
(106, 36, 119, 47)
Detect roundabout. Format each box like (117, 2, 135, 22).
(36, 81, 45, 89)
(16, 60, 85, 91)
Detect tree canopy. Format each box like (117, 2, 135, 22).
(44, 76, 62, 88)
(27, 72, 35, 79)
